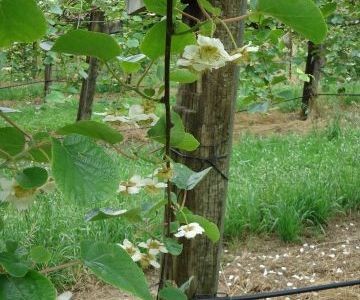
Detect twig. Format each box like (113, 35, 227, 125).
(40, 260, 81, 274)
(176, 8, 201, 23)
(222, 14, 250, 23)
(136, 60, 154, 89)
(0, 111, 31, 139)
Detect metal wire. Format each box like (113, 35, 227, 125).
(195, 279, 360, 300)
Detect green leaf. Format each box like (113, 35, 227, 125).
(163, 238, 183, 256)
(141, 20, 196, 60)
(177, 209, 220, 243)
(171, 163, 211, 191)
(51, 135, 120, 204)
(159, 287, 187, 300)
(0, 0, 46, 48)
(27, 132, 52, 163)
(143, 0, 177, 15)
(0, 252, 28, 277)
(148, 112, 199, 151)
(52, 30, 122, 62)
(148, 112, 185, 146)
(256, 0, 327, 44)
(321, 3, 337, 18)
(85, 207, 142, 223)
(5, 241, 18, 254)
(197, 0, 221, 16)
(57, 121, 123, 144)
(0, 127, 25, 157)
(15, 167, 48, 189)
(120, 61, 141, 73)
(0, 270, 56, 300)
(173, 133, 200, 152)
(30, 246, 51, 264)
(81, 241, 152, 300)
(170, 69, 199, 83)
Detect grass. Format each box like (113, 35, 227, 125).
(226, 126, 360, 242)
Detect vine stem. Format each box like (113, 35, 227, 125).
(40, 260, 81, 274)
(104, 62, 160, 102)
(0, 111, 31, 139)
(136, 60, 154, 89)
(158, 0, 174, 295)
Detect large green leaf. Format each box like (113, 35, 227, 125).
(57, 121, 123, 144)
(81, 241, 152, 300)
(148, 112, 199, 151)
(29, 246, 51, 264)
(0, 271, 56, 300)
(0, 252, 28, 277)
(170, 69, 199, 83)
(141, 20, 196, 60)
(51, 135, 120, 204)
(0, 127, 25, 158)
(16, 167, 48, 189)
(0, 0, 46, 48)
(52, 30, 122, 62)
(159, 287, 187, 300)
(143, 0, 177, 15)
(85, 207, 142, 223)
(256, 0, 327, 44)
(171, 163, 211, 191)
(177, 209, 220, 243)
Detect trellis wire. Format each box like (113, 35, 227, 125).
(195, 279, 360, 300)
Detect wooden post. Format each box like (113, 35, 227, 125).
(167, 0, 247, 297)
(126, 0, 145, 15)
(44, 64, 52, 97)
(77, 8, 105, 121)
(300, 41, 325, 120)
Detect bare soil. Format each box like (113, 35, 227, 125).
(70, 214, 360, 300)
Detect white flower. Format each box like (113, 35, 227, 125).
(177, 35, 241, 72)
(0, 178, 37, 211)
(117, 175, 144, 195)
(174, 222, 205, 239)
(138, 239, 168, 255)
(104, 105, 159, 127)
(141, 177, 167, 193)
(118, 239, 142, 262)
(240, 43, 259, 53)
(139, 252, 160, 269)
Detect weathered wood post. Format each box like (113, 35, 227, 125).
(44, 63, 52, 97)
(126, 0, 145, 15)
(167, 0, 247, 297)
(77, 8, 105, 121)
(300, 41, 325, 120)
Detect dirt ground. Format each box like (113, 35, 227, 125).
(70, 214, 360, 300)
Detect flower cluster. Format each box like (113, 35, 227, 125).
(117, 173, 167, 195)
(118, 238, 168, 269)
(177, 35, 259, 73)
(175, 223, 205, 239)
(104, 104, 159, 127)
(118, 222, 204, 269)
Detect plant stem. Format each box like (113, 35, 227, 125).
(0, 111, 31, 139)
(216, 17, 238, 49)
(136, 60, 154, 89)
(40, 260, 81, 274)
(158, 0, 174, 294)
(105, 62, 160, 102)
(222, 13, 250, 23)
